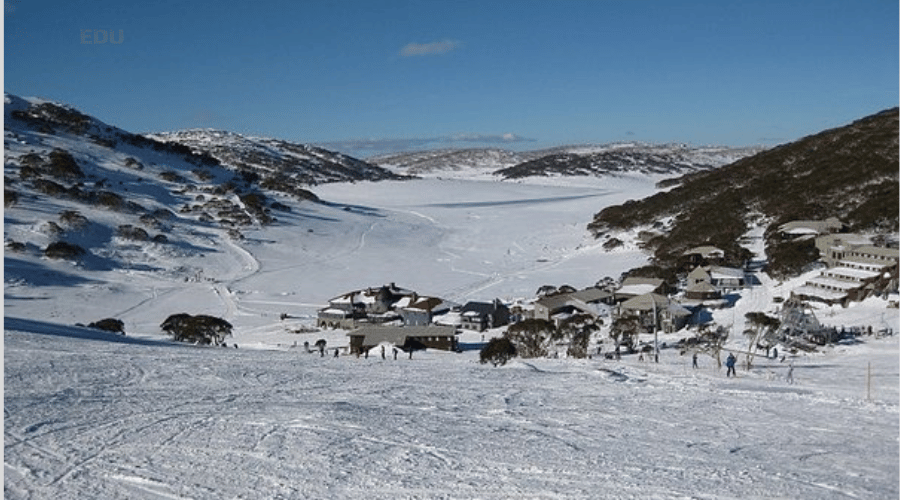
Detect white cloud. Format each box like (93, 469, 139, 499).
(400, 39, 461, 57)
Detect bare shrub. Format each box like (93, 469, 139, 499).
(87, 318, 125, 335)
(116, 225, 150, 241)
(44, 241, 86, 260)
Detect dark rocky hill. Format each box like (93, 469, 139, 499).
(588, 108, 899, 278)
(495, 144, 763, 179)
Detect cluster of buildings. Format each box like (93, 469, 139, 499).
(314, 220, 898, 355)
(315, 270, 741, 355)
(316, 283, 509, 355)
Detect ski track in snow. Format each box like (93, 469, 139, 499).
(4, 325, 898, 500)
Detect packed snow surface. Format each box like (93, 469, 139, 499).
(5, 321, 898, 499)
(5, 176, 899, 499)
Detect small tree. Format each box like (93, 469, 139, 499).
(480, 337, 517, 366)
(699, 323, 729, 368)
(161, 313, 232, 345)
(744, 311, 781, 368)
(505, 319, 555, 358)
(610, 315, 642, 354)
(559, 313, 600, 359)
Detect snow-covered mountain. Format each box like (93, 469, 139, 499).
(371, 148, 526, 178)
(5, 93, 899, 500)
(495, 143, 765, 179)
(148, 129, 405, 185)
(372, 143, 764, 180)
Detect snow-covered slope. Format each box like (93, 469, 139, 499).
(5, 316, 898, 499)
(148, 129, 404, 185)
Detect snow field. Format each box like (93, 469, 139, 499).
(4, 322, 897, 500)
(5, 172, 899, 499)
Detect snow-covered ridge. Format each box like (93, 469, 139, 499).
(148, 128, 403, 185)
(495, 142, 766, 179)
(371, 142, 765, 180)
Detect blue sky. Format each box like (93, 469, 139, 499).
(5, 0, 898, 157)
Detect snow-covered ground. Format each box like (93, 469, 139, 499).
(5, 318, 898, 499)
(5, 175, 899, 499)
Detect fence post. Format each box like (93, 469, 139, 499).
(867, 362, 872, 401)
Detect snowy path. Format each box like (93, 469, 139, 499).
(5, 322, 898, 500)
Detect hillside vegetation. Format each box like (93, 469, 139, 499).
(496, 144, 761, 179)
(588, 108, 899, 278)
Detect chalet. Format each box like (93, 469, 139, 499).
(399, 296, 453, 326)
(708, 266, 746, 293)
(317, 283, 417, 329)
(683, 280, 721, 301)
(347, 325, 458, 355)
(614, 277, 666, 302)
(778, 217, 844, 240)
(616, 293, 691, 333)
(459, 299, 510, 332)
(533, 287, 613, 326)
(681, 245, 725, 266)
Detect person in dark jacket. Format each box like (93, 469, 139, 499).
(725, 353, 736, 377)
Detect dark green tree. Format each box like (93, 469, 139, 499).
(480, 337, 517, 366)
(161, 313, 232, 345)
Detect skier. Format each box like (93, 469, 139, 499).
(725, 353, 737, 377)
(786, 362, 794, 384)
(692, 352, 698, 369)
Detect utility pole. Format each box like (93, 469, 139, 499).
(653, 296, 659, 363)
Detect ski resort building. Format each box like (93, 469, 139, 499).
(398, 296, 454, 326)
(317, 283, 418, 329)
(532, 287, 613, 326)
(681, 245, 725, 266)
(615, 293, 691, 334)
(347, 325, 459, 354)
(778, 217, 845, 240)
(613, 277, 667, 302)
(794, 238, 899, 306)
(458, 300, 510, 332)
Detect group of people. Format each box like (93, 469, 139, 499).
(691, 351, 794, 383)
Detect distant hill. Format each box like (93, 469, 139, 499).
(149, 129, 405, 186)
(372, 143, 763, 180)
(588, 107, 900, 278)
(495, 143, 763, 179)
(371, 148, 524, 177)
